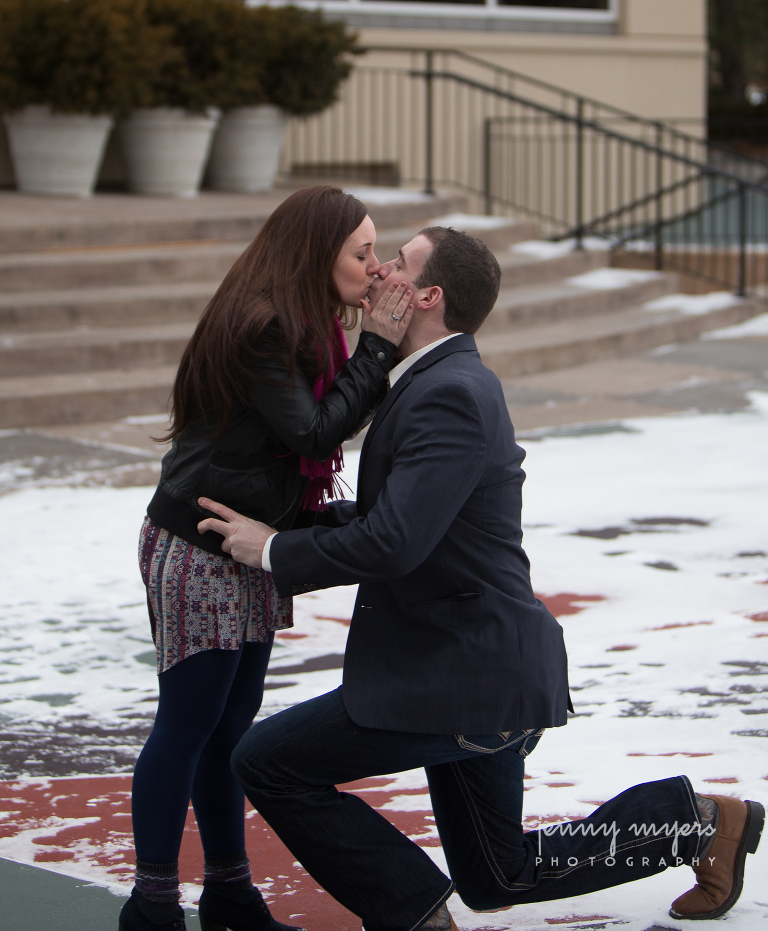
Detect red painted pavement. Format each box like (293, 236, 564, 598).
(0, 592, 610, 929)
(0, 774, 585, 930)
(0, 775, 442, 930)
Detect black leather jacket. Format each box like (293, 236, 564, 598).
(147, 328, 397, 556)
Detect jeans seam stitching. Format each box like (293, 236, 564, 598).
(456, 736, 510, 754)
(451, 761, 521, 891)
(518, 728, 544, 758)
(456, 728, 542, 756)
(679, 774, 704, 861)
(406, 883, 455, 931)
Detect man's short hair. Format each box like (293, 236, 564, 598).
(414, 227, 501, 334)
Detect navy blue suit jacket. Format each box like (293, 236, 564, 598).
(271, 334, 571, 734)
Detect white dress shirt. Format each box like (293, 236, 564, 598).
(262, 332, 463, 572)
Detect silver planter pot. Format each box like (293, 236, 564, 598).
(207, 105, 288, 193)
(120, 107, 220, 198)
(4, 106, 113, 198)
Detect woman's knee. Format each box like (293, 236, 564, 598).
(147, 712, 220, 760)
(204, 704, 261, 757)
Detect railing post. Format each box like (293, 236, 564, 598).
(737, 182, 747, 297)
(575, 97, 584, 249)
(654, 122, 664, 271)
(424, 50, 435, 196)
(483, 117, 492, 215)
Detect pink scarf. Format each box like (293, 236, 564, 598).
(299, 316, 349, 510)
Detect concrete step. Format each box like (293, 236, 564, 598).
(0, 281, 216, 332)
(0, 217, 542, 334)
(1, 266, 677, 376)
(0, 323, 195, 377)
(480, 268, 679, 336)
(476, 293, 763, 379)
(0, 189, 467, 253)
(0, 214, 537, 333)
(373, 214, 540, 258)
(0, 210, 521, 297)
(0, 220, 542, 332)
(0, 365, 176, 428)
(0, 241, 247, 293)
(1, 294, 758, 428)
(437, 215, 541, 251)
(497, 247, 608, 290)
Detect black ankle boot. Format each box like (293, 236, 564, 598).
(118, 888, 186, 931)
(198, 882, 307, 931)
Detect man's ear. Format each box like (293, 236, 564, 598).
(417, 285, 443, 311)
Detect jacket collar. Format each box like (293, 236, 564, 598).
(361, 333, 478, 457)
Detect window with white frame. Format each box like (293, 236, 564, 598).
(359, 1, 610, 6)
(284, 0, 618, 29)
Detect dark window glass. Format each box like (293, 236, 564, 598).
(498, 0, 609, 6)
(362, 0, 485, 4)
(360, 0, 609, 7)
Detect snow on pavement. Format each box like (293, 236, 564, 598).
(643, 291, 742, 316)
(1, 396, 767, 929)
(703, 311, 768, 339)
(567, 268, 662, 291)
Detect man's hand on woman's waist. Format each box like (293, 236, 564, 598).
(197, 498, 276, 569)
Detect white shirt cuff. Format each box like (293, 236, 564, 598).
(262, 533, 278, 572)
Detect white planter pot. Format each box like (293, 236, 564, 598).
(3, 106, 113, 198)
(207, 105, 287, 192)
(120, 107, 220, 198)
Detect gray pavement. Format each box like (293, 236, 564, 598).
(0, 427, 160, 495)
(502, 332, 768, 435)
(0, 851, 675, 931)
(0, 857, 203, 931)
(1, 857, 131, 931)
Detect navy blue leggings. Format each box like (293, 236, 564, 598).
(132, 637, 274, 863)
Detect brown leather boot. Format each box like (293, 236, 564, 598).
(669, 795, 764, 920)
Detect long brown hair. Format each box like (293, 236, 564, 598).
(166, 185, 367, 441)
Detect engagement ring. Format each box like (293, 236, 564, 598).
(391, 314, 401, 321)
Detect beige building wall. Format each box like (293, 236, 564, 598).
(344, 0, 707, 125)
(281, 0, 708, 220)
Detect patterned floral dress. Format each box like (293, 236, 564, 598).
(138, 516, 293, 674)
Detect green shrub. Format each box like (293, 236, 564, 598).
(0, 0, 172, 115)
(212, 1, 268, 111)
(145, 0, 266, 112)
(0, 1, 18, 109)
(250, 6, 359, 116)
(144, 1, 358, 115)
(0, 0, 356, 117)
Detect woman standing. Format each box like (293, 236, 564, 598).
(120, 186, 414, 931)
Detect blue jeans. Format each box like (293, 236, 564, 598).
(232, 688, 702, 931)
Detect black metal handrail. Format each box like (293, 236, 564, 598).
(366, 45, 768, 175)
(284, 47, 768, 298)
(422, 72, 768, 187)
(420, 68, 768, 295)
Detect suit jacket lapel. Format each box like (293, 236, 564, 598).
(359, 334, 477, 470)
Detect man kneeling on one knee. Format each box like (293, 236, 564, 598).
(198, 227, 764, 931)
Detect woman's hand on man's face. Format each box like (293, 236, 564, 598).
(360, 280, 415, 347)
